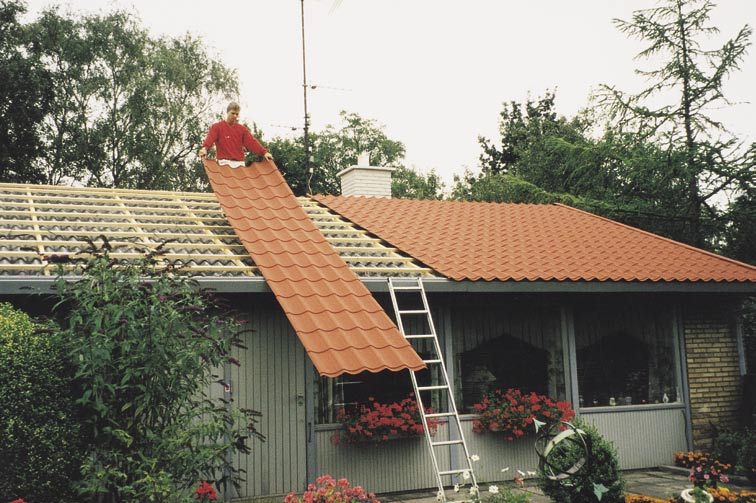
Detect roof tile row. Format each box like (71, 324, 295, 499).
(314, 195, 756, 283)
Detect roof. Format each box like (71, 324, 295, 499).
(0, 183, 433, 278)
(314, 195, 756, 283)
(204, 159, 425, 377)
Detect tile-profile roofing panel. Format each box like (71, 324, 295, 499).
(204, 159, 425, 377)
(314, 195, 756, 283)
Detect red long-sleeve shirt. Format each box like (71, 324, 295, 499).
(202, 121, 267, 161)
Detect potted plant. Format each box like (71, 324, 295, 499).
(471, 388, 575, 441)
(677, 461, 732, 503)
(333, 393, 440, 444)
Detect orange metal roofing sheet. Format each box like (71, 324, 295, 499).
(204, 160, 425, 377)
(314, 196, 756, 283)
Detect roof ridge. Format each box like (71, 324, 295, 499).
(553, 203, 756, 272)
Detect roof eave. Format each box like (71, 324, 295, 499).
(2, 276, 754, 296)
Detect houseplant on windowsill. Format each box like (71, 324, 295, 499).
(333, 393, 441, 444)
(471, 388, 575, 441)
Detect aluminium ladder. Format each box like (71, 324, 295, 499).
(387, 277, 478, 502)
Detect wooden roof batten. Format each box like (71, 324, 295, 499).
(0, 183, 436, 279)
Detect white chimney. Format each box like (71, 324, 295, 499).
(337, 153, 395, 198)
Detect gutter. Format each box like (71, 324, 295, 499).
(2, 276, 755, 296)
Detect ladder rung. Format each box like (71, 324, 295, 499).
(431, 439, 464, 446)
(405, 334, 435, 339)
(438, 469, 470, 476)
(425, 412, 455, 418)
(418, 385, 450, 391)
(423, 359, 443, 364)
(391, 285, 423, 290)
(398, 309, 429, 314)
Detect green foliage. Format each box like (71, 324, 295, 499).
(5, 6, 237, 190)
(599, 0, 754, 248)
(712, 429, 744, 467)
(0, 302, 84, 503)
(736, 430, 756, 484)
(0, 1, 50, 183)
(52, 244, 262, 502)
(267, 111, 406, 196)
(480, 484, 530, 503)
(536, 419, 625, 503)
(391, 165, 445, 200)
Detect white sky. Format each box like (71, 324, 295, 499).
(22, 0, 756, 185)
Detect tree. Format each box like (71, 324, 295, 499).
(599, 0, 753, 248)
(391, 165, 445, 200)
(19, 7, 238, 190)
(266, 111, 406, 196)
(478, 91, 620, 199)
(133, 34, 239, 191)
(0, 1, 50, 183)
(52, 244, 262, 501)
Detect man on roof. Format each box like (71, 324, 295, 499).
(198, 102, 274, 167)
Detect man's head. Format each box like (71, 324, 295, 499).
(226, 102, 241, 124)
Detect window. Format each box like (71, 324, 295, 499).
(453, 303, 566, 413)
(575, 300, 680, 408)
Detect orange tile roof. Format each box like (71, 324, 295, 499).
(314, 196, 756, 283)
(204, 160, 425, 377)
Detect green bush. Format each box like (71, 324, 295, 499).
(737, 429, 756, 484)
(536, 419, 625, 503)
(712, 428, 743, 467)
(52, 246, 263, 502)
(0, 302, 84, 503)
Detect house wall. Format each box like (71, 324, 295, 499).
(227, 297, 308, 500)
(313, 294, 695, 495)
(682, 303, 741, 449)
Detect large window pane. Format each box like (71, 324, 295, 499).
(575, 300, 680, 408)
(453, 303, 566, 413)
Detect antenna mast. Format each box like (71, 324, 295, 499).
(300, 0, 312, 193)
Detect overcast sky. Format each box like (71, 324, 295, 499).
(22, 0, 756, 185)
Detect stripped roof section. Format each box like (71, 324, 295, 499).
(314, 195, 756, 283)
(0, 182, 434, 278)
(204, 159, 425, 377)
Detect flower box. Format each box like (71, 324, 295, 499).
(333, 393, 441, 445)
(471, 388, 575, 440)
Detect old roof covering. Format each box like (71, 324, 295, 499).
(0, 182, 434, 279)
(204, 159, 425, 377)
(314, 195, 756, 283)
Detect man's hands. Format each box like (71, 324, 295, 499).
(198, 147, 207, 158)
(264, 152, 274, 161)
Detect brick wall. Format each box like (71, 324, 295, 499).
(683, 308, 741, 449)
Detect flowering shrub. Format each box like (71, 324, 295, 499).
(667, 487, 756, 503)
(334, 394, 440, 444)
(471, 388, 575, 440)
(688, 464, 730, 489)
(704, 487, 756, 502)
(675, 452, 733, 474)
(195, 481, 218, 501)
(284, 475, 379, 503)
(625, 495, 669, 503)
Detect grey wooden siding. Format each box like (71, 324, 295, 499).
(459, 418, 539, 482)
(317, 424, 450, 493)
(316, 418, 540, 493)
(582, 406, 688, 469)
(229, 300, 307, 498)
